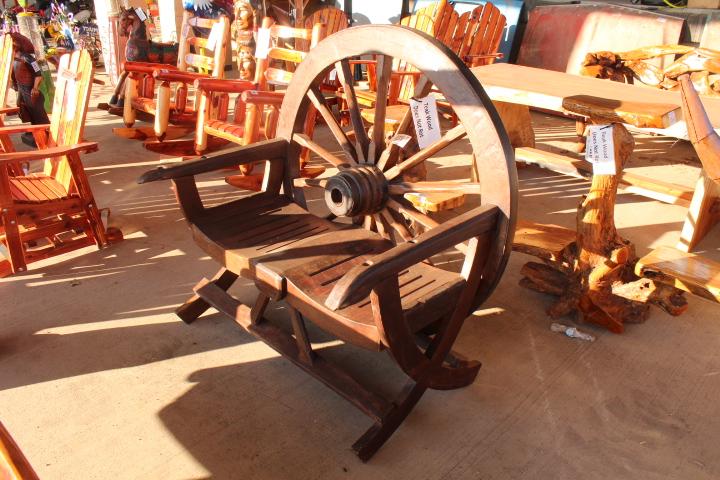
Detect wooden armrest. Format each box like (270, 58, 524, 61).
(241, 90, 285, 106)
(194, 78, 256, 93)
(0, 107, 19, 116)
(154, 69, 208, 83)
(123, 61, 178, 75)
(349, 59, 377, 65)
(325, 204, 499, 310)
(0, 141, 98, 165)
(138, 138, 288, 183)
(391, 71, 422, 77)
(0, 123, 50, 136)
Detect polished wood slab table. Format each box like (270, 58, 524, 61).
(472, 63, 720, 132)
(471, 63, 720, 253)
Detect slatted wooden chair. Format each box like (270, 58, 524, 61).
(188, 17, 326, 190)
(120, 11, 230, 141)
(0, 51, 118, 277)
(636, 74, 720, 304)
(0, 34, 18, 155)
(139, 25, 516, 460)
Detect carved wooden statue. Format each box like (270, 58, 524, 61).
(139, 25, 517, 460)
(231, 0, 256, 81)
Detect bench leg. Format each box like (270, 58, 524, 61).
(677, 173, 720, 252)
(492, 101, 535, 148)
(176, 268, 239, 323)
(353, 381, 427, 462)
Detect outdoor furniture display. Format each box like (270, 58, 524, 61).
(473, 62, 720, 252)
(189, 17, 326, 190)
(0, 51, 119, 277)
(139, 25, 517, 460)
(636, 75, 720, 304)
(119, 11, 230, 142)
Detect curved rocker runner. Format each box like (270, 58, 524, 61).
(139, 25, 517, 460)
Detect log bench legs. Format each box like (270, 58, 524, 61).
(176, 268, 239, 323)
(677, 172, 720, 252)
(176, 274, 471, 460)
(493, 101, 535, 148)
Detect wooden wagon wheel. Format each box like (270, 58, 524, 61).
(273, 24, 517, 309)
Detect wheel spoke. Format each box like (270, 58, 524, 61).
(387, 198, 468, 254)
(384, 123, 467, 181)
(370, 55, 394, 164)
(307, 86, 360, 163)
(373, 213, 392, 240)
(380, 208, 413, 242)
(293, 177, 328, 188)
(293, 133, 350, 168)
(336, 59, 370, 161)
(388, 181, 481, 195)
(363, 214, 376, 232)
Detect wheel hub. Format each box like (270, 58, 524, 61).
(324, 165, 388, 217)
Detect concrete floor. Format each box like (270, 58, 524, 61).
(1, 76, 720, 479)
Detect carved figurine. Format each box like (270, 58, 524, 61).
(232, 0, 255, 81)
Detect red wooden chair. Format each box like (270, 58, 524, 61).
(0, 51, 119, 277)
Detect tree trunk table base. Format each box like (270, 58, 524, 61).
(514, 124, 688, 333)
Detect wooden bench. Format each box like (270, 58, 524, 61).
(515, 147, 695, 206)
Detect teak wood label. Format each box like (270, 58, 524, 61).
(410, 96, 441, 149)
(586, 125, 616, 175)
(206, 23, 222, 51)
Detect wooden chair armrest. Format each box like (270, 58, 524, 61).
(348, 59, 377, 65)
(0, 141, 98, 165)
(154, 69, 208, 84)
(325, 204, 499, 310)
(0, 107, 19, 116)
(138, 138, 288, 183)
(123, 61, 178, 75)
(0, 123, 50, 136)
(241, 90, 285, 106)
(194, 78, 256, 94)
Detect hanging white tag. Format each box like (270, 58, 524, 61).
(328, 68, 337, 81)
(134, 7, 147, 22)
(205, 23, 221, 50)
(409, 96, 442, 149)
(585, 125, 616, 175)
(255, 27, 271, 59)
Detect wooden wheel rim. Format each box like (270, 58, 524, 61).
(277, 24, 518, 306)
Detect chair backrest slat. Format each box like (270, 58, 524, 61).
(177, 11, 229, 77)
(45, 51, 94, 189)
(0, 34, 13, 110)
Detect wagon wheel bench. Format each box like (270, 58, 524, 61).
(139, 25, 517, 460)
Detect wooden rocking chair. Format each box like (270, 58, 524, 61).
(190, 17, 326, 190)
(636, 74, 720, 304)
(0, 51, 118, 277)
(139, 25, 516, 460)
(120, 11, 230, 141)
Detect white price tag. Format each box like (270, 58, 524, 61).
(134, 7, 147, 22)
(255, 27, 271, 59)
(205, 23, 221, 50)
(585, 125, 616, 175)
(409, 96, 441, 149)
(328, 69, 337, 81)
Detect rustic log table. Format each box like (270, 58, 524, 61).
(471, 63, 720, 253)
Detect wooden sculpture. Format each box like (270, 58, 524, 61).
(120, 11, 230, 141)
(636, 74, 720, 303)
(231, 0, 256, 81)
(0, 51, 120, 277)
(581, 45, 720, 97)
(139, 25, 517, 460)
(514, 123, 688, 333)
